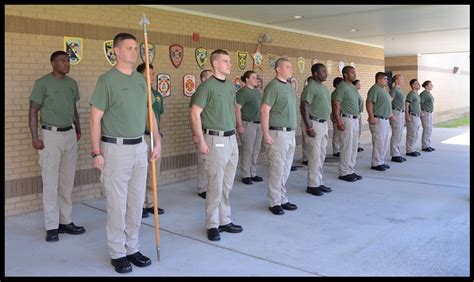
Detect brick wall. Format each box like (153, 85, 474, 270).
(5, 5, 384, 215)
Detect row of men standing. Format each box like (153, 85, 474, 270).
(27, 31, 436, 273)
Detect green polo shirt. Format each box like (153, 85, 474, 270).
(89, 67, 147, 138)
(191, 76, 236, 131)
(262, 78, 297, 128)
(367, 84, 392, 118)
(300, 78, 331, 119)
(331, 81, 360, 116)
(405, 90, 421, 115)
(236, 86, 262, 122)
(420, 90, 434, 112)
(29, 73, 80, 127)
(390, 87, 405, 110)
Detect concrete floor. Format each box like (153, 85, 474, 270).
(5, 127, 470, 276)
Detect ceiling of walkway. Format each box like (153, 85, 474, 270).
(147, 5, 470, 57)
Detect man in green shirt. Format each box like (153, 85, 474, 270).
(261, 57, 298, 215)
(190, 49, 242, 242)
(389, 74, 407, 163)
(300, 63, 332, 196)
(136, 63, 165, 218)
(191, 69, 213, 199)
(29, 50, 85, 242)
(236, 70, 264, 185)
(405, 79, 422, 157)
(352, 79, 365, 152)
(366, 72, 393, 171)
(89, 33, 161, 274)
(331, 77, 344, 157)
(332, 66, 362, 182)
(420, 80, 436, 152)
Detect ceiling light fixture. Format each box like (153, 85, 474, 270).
(350, 29, 359, 32)
(293, 15, 303, 19)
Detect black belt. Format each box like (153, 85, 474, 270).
(392, 107, 405, 112)
(41, 125, 73, 132)
(309, 115, 326, 123)
(203, 129, 235, 137)
(269, 126, 293, 131)
(243, 120, 261, 124)
(409, 113, 420, 117)
(341, 113, 358, 119)
(374, 115, 389, 120)
(101, 136, 142, 145)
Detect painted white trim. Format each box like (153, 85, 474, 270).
(141, 5, 384, 49)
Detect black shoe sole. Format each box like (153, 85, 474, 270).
(218, 227, 243, 233)
(58, 229, 85, 235)
(46, 237, 59, 242)
(338, 176, 357, 182)
(127, 259, 151, 267)
(112, 264, 132, 273)
(208, 236, 221, 241)
(269, 207, 284, 215)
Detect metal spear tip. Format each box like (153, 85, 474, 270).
(156, 247, 160, 261)
(139, 13, 150, 26)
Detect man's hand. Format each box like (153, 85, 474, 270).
(32, 138, 44, 150)
(263, 133, 273, 145)
(336, 122, 345, 131)
(405, 115, 412, 123)
(93, 155, 105, 173)
(368, 116, 377, 125)
(150, 142, 161, 161)
(306, 126, 316, 137)
(236, 125, 245, 134)
(198, 140, 209, 155)
(390, 115, 397, 122)
(76, 129, 82, 141)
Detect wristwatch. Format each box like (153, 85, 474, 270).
(91, 152, 101, 158)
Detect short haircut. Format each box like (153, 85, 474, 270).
(422, 80, 431, 88)
(50, 50, 68, 62)
(136, 63, 153, 74)
(200, 69, 212, 81)
(409, 79, 418, 87)
(113, 33, 136, 48)
(341, 66, 354, 77)
(333, 77, 343, 88)
(210, 49, 229, 66)
(241, 70, 256, 83)
(352, 79, 360, 85)
(375, 72, 388, 81)
(311, 63, 325, 75)
(275, 57, 290, 70)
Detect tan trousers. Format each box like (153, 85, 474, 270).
(339, 116, 359, 176)
(264, 130, 296, 207)
(196, 150, 208, 194)
(369, 118, 390, 166)
(100, 138, 148, 259)
(358, 115, 362, 146)
(421, 111, 433, 149)
(39, 128, 77, 230)
(202, 134, 239, 229)
(332, 121, 342, 154)
(390, 110, 405, 157)
(143, 134, 161, 209)
(304, 121, 328, 187)
(406, 115, 420, 153)
(301, 122, 308, 162)
(240, 121, 263, 178)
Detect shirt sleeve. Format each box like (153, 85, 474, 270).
(367, 88, 378, 103)
(262, 85, 277, 107)
(236, 90, 246, 106)
(300, 84, 313, 104)
(73, 80, 80, 102)
(29, 79, 45, 106)
(192, 84, 209, 109)
(89, 76, 109, 111)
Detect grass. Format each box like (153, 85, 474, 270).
(434, 116, 470, 128)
